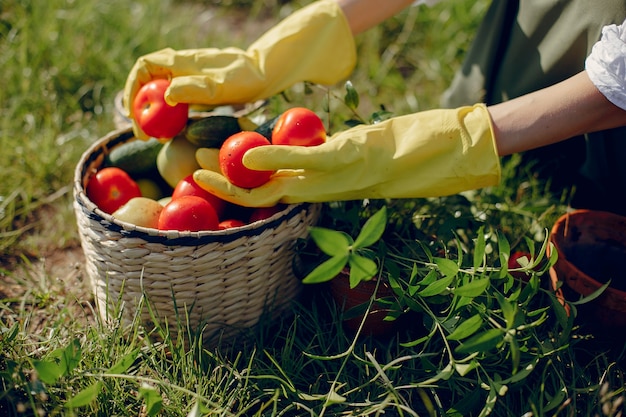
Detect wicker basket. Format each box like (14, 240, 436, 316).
(73, 127, 321, 343)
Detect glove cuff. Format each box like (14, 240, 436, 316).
(459, 104, 501, 190)
(245, 0, 357, 99)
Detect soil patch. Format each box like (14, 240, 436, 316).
(0, 245, 95, 335)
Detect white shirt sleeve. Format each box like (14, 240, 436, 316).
(585, 19, 626, 111)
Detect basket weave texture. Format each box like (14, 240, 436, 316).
(74, 127, 321, 341)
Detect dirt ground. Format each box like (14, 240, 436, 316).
(0, 244, 95, 334)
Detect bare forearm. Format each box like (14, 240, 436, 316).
(489, 71, 626, 156)
(335, 0, 415, 34)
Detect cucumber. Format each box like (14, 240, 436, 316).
(254, 114, 281, 140)
(184, 115, 242, 147)
(105, 137, 164, 176)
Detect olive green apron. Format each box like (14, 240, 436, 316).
(442, 0, 626, 214)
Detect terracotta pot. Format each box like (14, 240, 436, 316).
(328, 270, 397, 337)
(548, 209, 626, 328)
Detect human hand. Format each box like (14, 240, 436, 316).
(193, 105, 501, 207)
(122, 0, 356, 139)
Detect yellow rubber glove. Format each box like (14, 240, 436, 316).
(123, 0, 356, 139)
(193, 104, 501, 207)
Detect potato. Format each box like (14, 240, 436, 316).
(112, 197, 163, 229)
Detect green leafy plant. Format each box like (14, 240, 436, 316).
(4, 0, 626, 415)
(302, 206, 388, 289)
(377, 226, 584, 415)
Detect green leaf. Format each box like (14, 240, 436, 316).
(32, 339, 81, 385)
(353, 206, 387, 249)
(492, 378, 508, 397)
(544, 387, 568, 412)
(453, 278, 490, 297)
(497, 234, 511, 279)
(401, 323, 438, 347)
(496, 292, 517, 329)
(478, 384, 498, 417)
(454, 295, 473, 311)
(65, 382, 102, 408)
(447, 314, 484, 341)
(302, 254, 349, 284)
(344, 80, 359, 110)
(396, 264, 422, 296)
(447, 390, 482, 417)
(507, 357, 539, 383)
(348, 254, 377, 288)
(549, 292, 570, 329)
(309, 227, 351, 257)
(32, 359, 64, 385)
(502, 273, 515, 293)
(61, 339, 82, 375)
(498, 232, 511, 257)
(106, 350, 139, 375)
(418, 269, 439, 286)
(455, 328, 503, 354)
(408, 263, 420, 286)
(400, 333, 430, 348)
(299, 389, 347, 405)
(370, 110, 393, 123)
(507, 334, 521, 374)
(454, 360, 479, 376)
(473, 226, 486, 270)
(418, 275, 454, 297)
(139, 384, 163, 416)
(421, 362, 455, 386)
(569, 280, 611, 305)
(434, 257, 459, 278)
(548, 242, 559, 266)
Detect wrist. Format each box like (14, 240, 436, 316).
(488, 71, 626, 157)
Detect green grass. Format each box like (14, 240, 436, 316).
(1, 0, 626, 416)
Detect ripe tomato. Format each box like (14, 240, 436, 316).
(271, 107, 326, 147)
(132, 79, 189, 139)
(508, 251, 533, 281)
(157, 195, 219, 232)
(218, 219, 247, 230)
(249, 204, 286, 223)
(171, 174, 227, 218)
(86, 167, 142, 214)
(219, 131, 274, 189)
(508, 251, 531, 269)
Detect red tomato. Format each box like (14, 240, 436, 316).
(157, 195, 219, 232)
(171, 174, 227, 218)
(219, 131, 274, 189)
(271, 107, 326, 147)
(218, 219, 247, 230)
(86, 167, 142, 214)
(508, 251, 531, 269)
(249, 204, 286, 223)
(132, 79, 189, 139)
(508, 251, 533, 281)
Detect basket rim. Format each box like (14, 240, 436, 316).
(74, 126, 317, 246)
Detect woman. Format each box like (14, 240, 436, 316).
(123, 0, 626, 210)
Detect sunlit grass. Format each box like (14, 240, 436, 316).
(1, 1, 625, 416)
